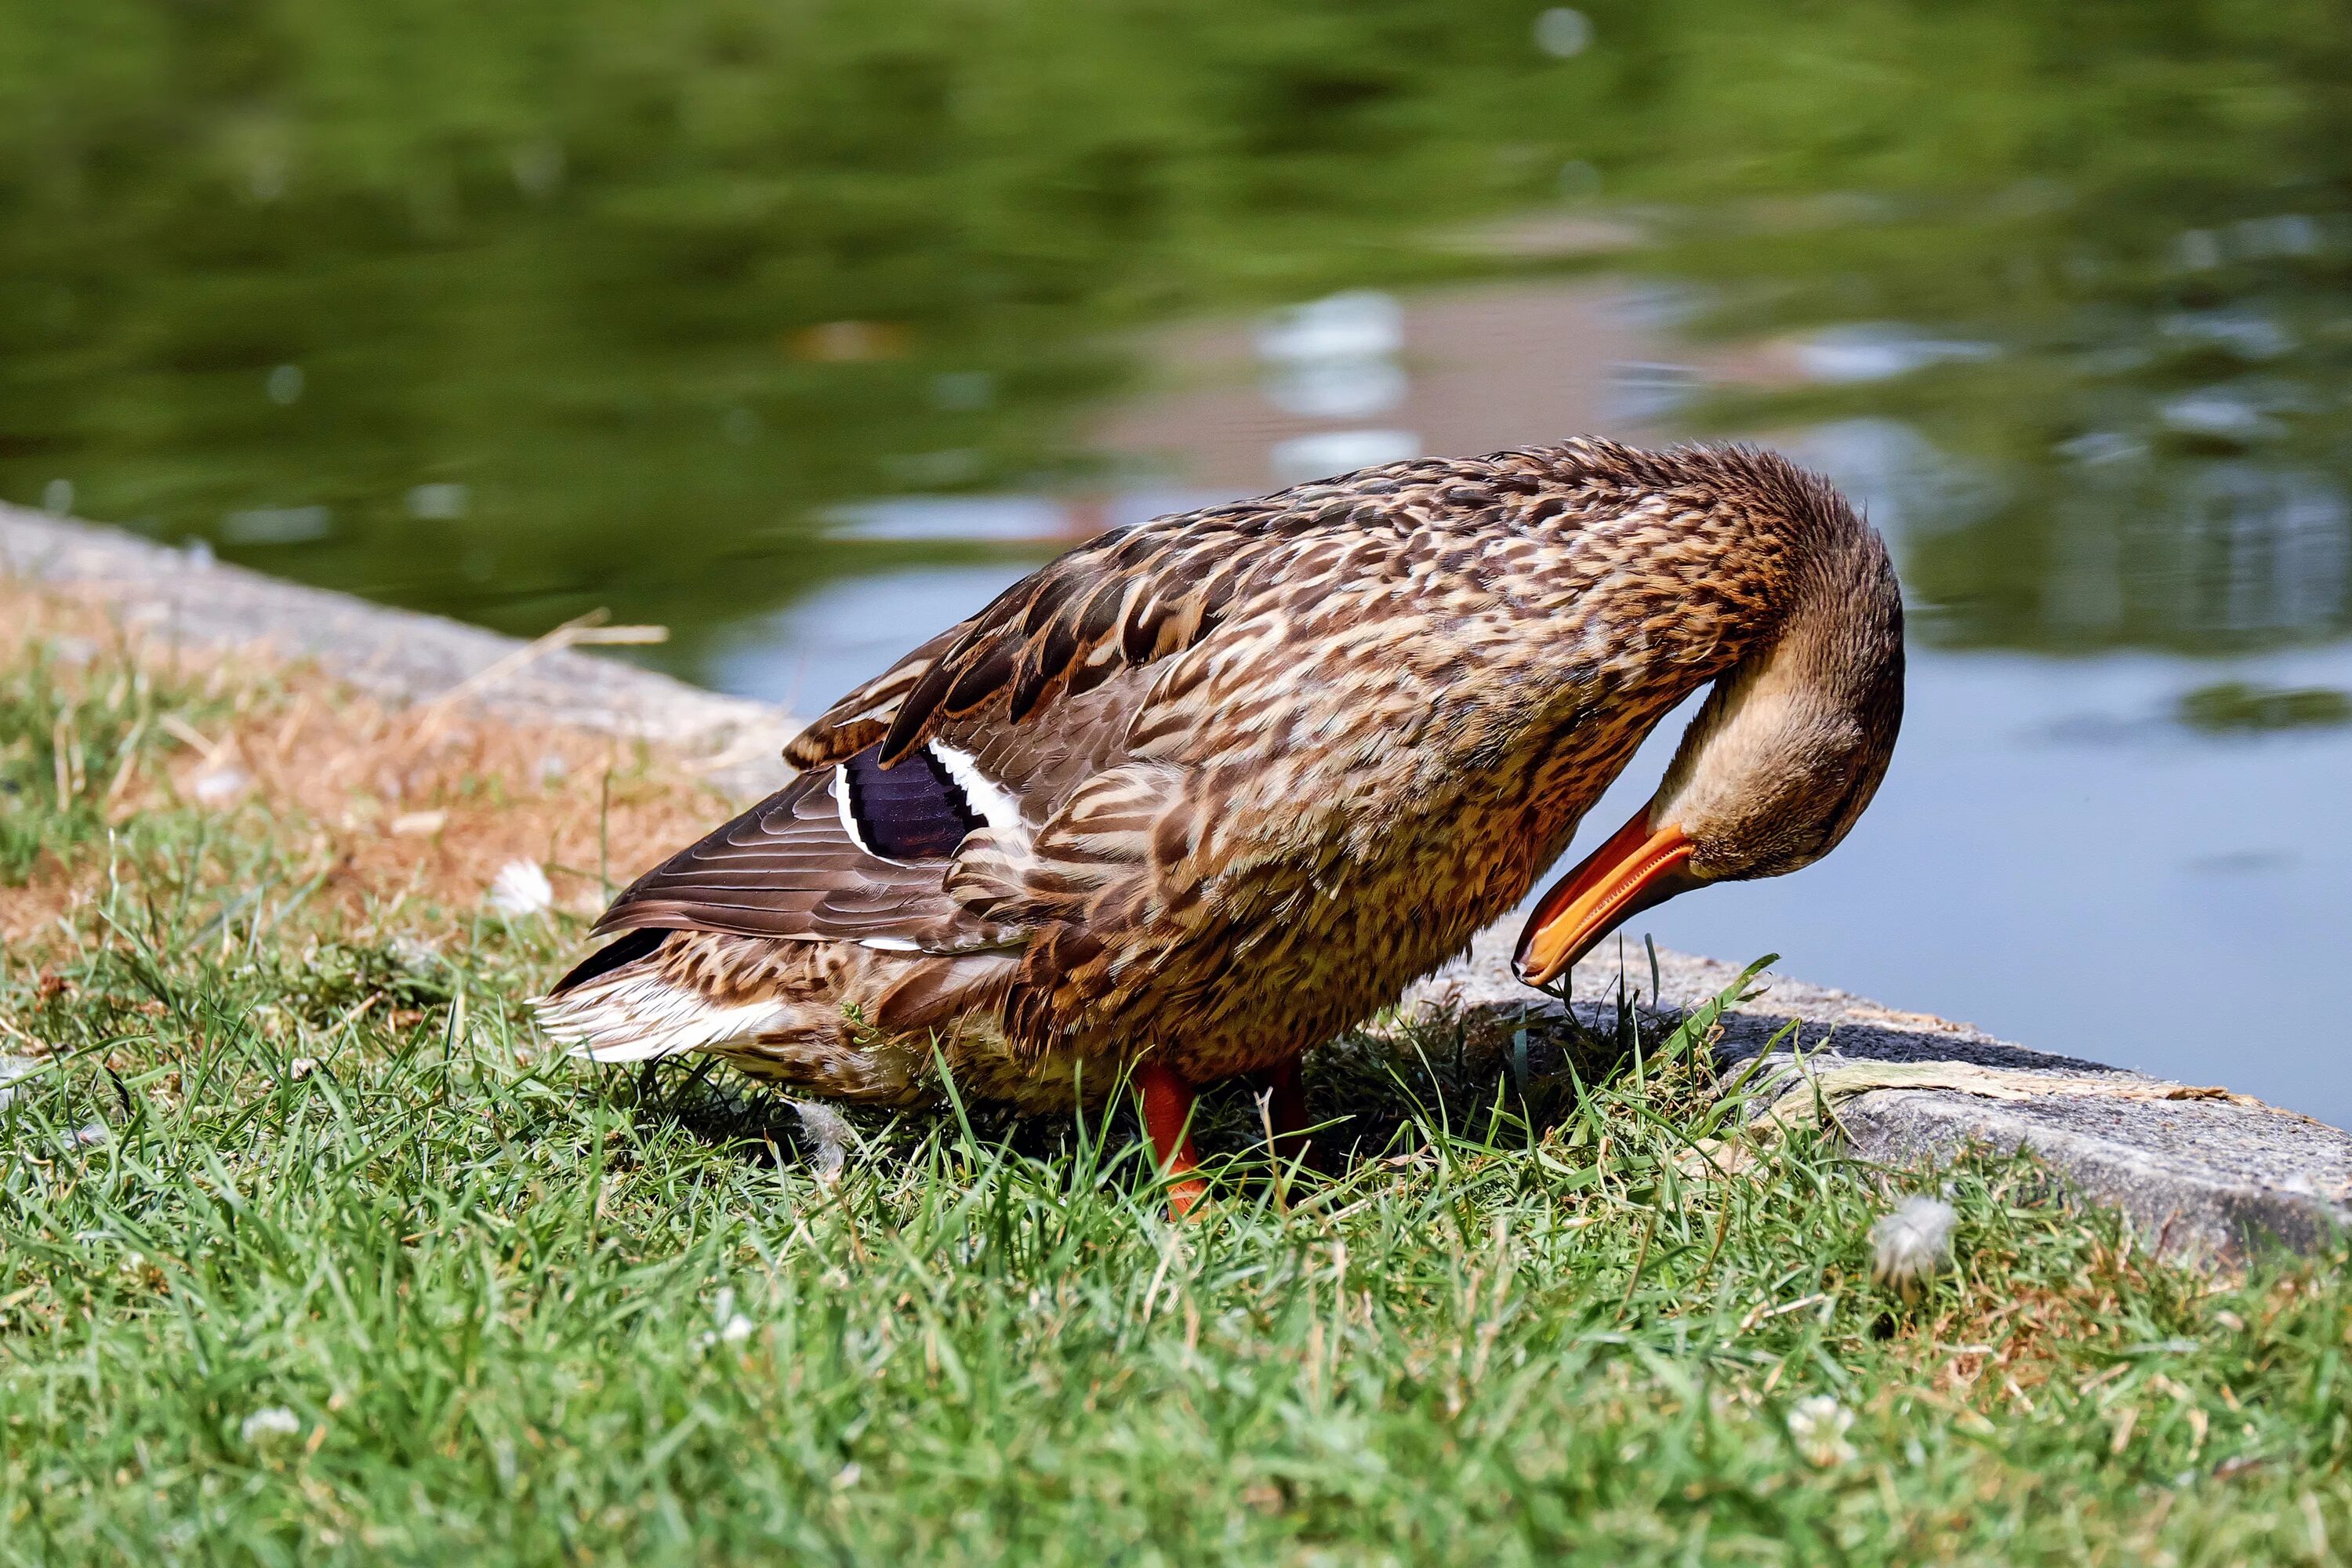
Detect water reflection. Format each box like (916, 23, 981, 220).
(1254, 292, 1420, 481)
(1788, 325, 1998, 386)
(711, 563, 1036, 717)
(1096, 278, 1660, 501)
(10, 3, 2350, 666)
(1776, 419, 2005, 543)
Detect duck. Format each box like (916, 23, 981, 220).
(536, 438, 1904, 1211)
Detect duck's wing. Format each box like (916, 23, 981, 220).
(778, 476, 1419, 772)
(584, 515, 1274, 955)
(586, 742, 1027, 954)
(590, 459, 1475, 971)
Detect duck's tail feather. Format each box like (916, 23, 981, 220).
(550, 925, 673, 996)
(534, 929, 797, 1063)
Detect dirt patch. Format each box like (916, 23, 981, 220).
(1, 579, 735, 948)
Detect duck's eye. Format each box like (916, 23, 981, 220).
(841, 743, 983, 861)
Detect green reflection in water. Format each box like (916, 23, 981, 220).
(1611, 1, 2352, 653)
(5, 0, 2351, 667)
(0, 0, 1563, 676)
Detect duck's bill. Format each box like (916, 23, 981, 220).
(1513, 810, 1700, 988)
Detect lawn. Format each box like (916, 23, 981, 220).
(3, 585, 2348, 1566)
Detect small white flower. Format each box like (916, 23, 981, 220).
(1871, 1195, 1958, 1298)
(241, 1406, 303, 1446)
(1787, 1395, 1857, 1467)
(720, 1314, 755, 1345)
(487, 859, 555, 916)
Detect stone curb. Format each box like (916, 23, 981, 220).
(1407, 929, 2352, 1261)
(10, 505, 2350, 1260)
(0, 504, 800, 801)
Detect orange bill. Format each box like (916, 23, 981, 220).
(1513, 808, 1699, 987)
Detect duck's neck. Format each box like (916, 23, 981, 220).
(1643, 503, 1902, 828)
(1490, 448, 1900, 861)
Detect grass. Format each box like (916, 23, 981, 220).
(4, 591, 2351, 1566)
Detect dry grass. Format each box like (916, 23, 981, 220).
(0, 579, 729, 951)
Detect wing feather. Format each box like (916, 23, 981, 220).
(591, 760, 1017, 953)
(776, 469, 1436, 773)
(782, 624, 966, 770)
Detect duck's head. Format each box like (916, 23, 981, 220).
(1513, 523, 1905, 989)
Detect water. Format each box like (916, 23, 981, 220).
(5, 2, 2350, 1119)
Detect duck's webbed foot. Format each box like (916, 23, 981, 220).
(1134, 1059, 1206, 1219)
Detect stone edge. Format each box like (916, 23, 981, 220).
(0, 503, 800, 800)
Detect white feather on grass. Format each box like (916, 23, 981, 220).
(241, 1407, 302, 1446)
(0, 1055, 41, 1112)
(487, 859, 555, 916)
(793, 1099, 856, 1184)
(1870, 1194, 1958, 1298)
(190, 764, 252, 805)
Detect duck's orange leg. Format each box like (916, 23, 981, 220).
(1134, 1060, 1207, 1218)
(1263, 1055, 1314, 1168)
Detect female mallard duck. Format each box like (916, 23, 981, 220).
(539, 439, 1903, 1209)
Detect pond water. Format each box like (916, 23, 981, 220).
(6, 2, 2350, 1119)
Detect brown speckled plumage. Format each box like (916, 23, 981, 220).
(538, 438, 1904, 1117)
